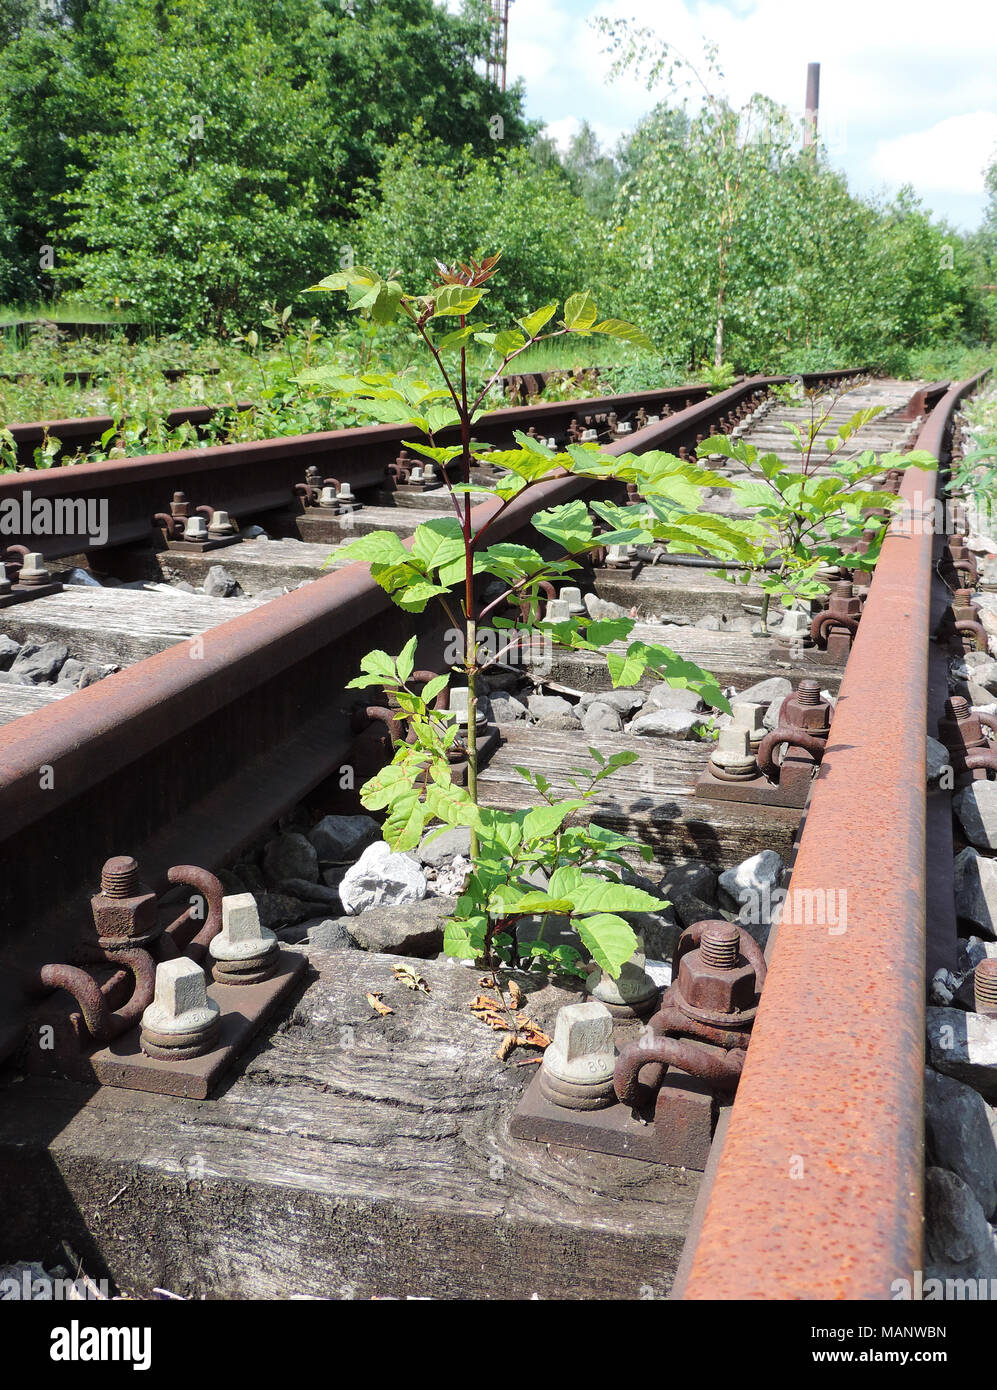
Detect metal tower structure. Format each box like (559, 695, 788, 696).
(486, 0, 511, 92)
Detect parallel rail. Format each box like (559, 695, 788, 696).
(0, 385, 715, 556)
(676, 369, 990, 1300)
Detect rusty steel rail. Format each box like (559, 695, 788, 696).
(6, 401, 253, 472)
(0, 371, 867, 563)
(0, 369, 860, 1063)
(0, 383, 717, 559)
(677, 369, 990, 1301)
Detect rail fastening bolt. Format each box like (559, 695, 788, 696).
(18, 553, 50, 585)
(209, 893, 279, 985)
(101, 855, 140, 897)
(700, 921, 741, 970)
(975, 959, 997, 1017)
(140, 957, 221, 1059)
(538, 1001, 617, 1110)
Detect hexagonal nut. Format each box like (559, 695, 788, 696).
(782, 693, 831, 732)
(829, 593, 862, 619)
(677, 947, 756, 1017)
(90, 889, 158, 941)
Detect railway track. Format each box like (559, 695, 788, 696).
(0, 365, 987, 1301)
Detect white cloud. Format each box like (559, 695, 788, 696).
(870, 113, 997, 194)
(444, 0, 997, 225)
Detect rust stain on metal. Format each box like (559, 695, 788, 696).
(679, 373, 990, 1300)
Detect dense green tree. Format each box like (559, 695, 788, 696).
(0, 0, 531, 325)
(351, 131, 614, 319)
(559, 122, 620, 222)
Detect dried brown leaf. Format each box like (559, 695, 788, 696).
(392, 963, 429, 993)
(366, 992, 393, 1017)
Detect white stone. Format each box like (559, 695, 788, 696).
(926, 736, 951, 786)
(719, 850, 784, 908)
(954, 782, 997, 851)
(577, 689, 645, 715)
(972, 660, 997, 695)
(142, 958, 219, 1036)
(434, 855, 471, 897)
(648, 683, 705, 713)
(527, 693, 575, 722)
(582, 701, 623, 733)
(64, 567, 102, 587)
(927, 1006, 997, 1098)
(955, 847, 997, 937)
(583, 592, 627, 620)
(339, 840, 427, 915)
(735, 677, 792, 705)
(488, 692, 527, 722)
(630, 708, 702, 740)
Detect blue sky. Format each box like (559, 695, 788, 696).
(465, 0, 997, 230)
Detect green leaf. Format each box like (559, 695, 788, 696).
(420, 674, 450, 706)
(393, 580, 450, 612)
(412, 518, 465, 575)
(521, 802, 584, 839)
(371, 281, 404, 325)
(562, 291, 599, 332)
(532, 499, 594, 551)
(337, 530, 410, 568)
(489, 889, 574, 915)
(574, 914, 638, 979)
(477, 328, 527, 357)
(444, 915, 487, 960)
(431, 285, 484, 317)
(513, 429, 556, 459)
(477, 809, 523, 857)
(518, 303, 558, 336)
(437, 325, 479, 350)
(381, 787, 426, 851)
(396, 635, 417, 683)
(403, 441, 464, 466)
(604, 644, 648, 687)
(590, 319, 655, 352)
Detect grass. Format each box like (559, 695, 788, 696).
(0, 300, 139, 327)
(904, 342, 997, 383)
(2, 306, 991, 469)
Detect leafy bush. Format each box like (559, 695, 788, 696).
(353, 133, 614, 320)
